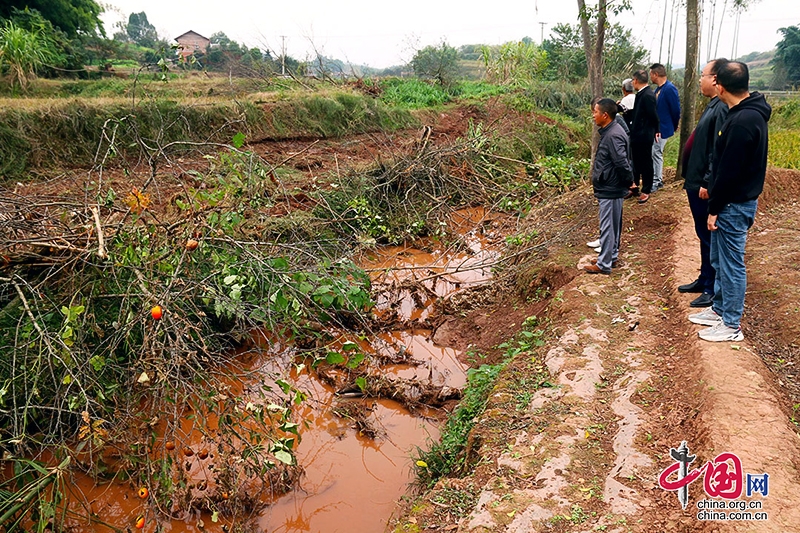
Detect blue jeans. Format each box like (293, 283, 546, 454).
(710, 200, 757, 329)
(686, 189, 715, 295)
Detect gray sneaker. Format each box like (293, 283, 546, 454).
(688, 308, 722, 326)
(698, 322, 744, 342)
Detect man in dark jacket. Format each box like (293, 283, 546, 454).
(688, 61, 771, 342)
(585, 98, 634, 274)
(628, 69, 660, 204)
(679, 58, 729, 308)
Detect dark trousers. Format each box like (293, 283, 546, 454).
(597, 198, 623, 271)
(631, 139, 655, 194)
(686, 188, 715, 294)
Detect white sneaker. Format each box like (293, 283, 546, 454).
(587, 239, 601, 248)
(688, 308, 722, 326)
(698, 322, 744, 342)
(594, 246, 602, 253)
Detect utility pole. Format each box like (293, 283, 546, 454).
(539, 22, 547, 44)
(280, 35, 286, 76)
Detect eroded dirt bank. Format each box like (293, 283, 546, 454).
(392, 170, 800, 533)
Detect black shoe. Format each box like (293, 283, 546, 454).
(678, 279, 704, 293)
(690, 293, 714, 308)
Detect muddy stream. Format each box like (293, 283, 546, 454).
(62, 208, 507, 532)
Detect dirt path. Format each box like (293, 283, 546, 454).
(392, 182, 800, 533)
(672, 203, 800, 532)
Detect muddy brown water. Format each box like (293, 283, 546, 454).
(55, 208, 505, 532)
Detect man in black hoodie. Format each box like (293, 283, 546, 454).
(678, 58, 729, 308)
(688, 61, 771, 342)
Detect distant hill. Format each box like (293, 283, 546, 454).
(737, 49, 775, 89)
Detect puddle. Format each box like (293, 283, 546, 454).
(378, 330, 468, 389)
(363, 207, 503, 323)
(265, 397, 437, 532)
(36, 208, 506, 532)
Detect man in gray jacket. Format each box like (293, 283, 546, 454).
(585, 98, 634, 274)
(679, 58, 729, 308)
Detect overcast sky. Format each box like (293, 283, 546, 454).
(100, 0, 800, 68)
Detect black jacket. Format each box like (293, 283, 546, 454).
(708, 92, 772, 215)
(592, 119, 634, 199)
(683, 97, 728, 192)
(630, 86, 659, 145)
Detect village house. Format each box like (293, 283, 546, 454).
(174, 30, 210, 60)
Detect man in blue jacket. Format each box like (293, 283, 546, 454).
(584, 98, 634, 274)
(678, 58, 729, 308)
(650, 63, 681, 192)
(688, 61, 771, 342)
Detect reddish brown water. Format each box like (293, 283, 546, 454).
(44, 208, 503, 532)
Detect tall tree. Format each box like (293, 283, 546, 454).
(576, 0, 608, 102)
(678, 0, 761, 172)
(542, 22, 646, 81)
(0, 0, 104, 37)
(772, 24, 800, 88)
(411, 42, 459, 87)
(126, 12, 157, 48)
(677, 0, 701, 172)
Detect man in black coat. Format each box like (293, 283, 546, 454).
(689, 61, 771, 342)
(628, 69, 660, 204)
(678, 58, 729, 308)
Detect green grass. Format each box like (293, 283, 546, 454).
(379, 78, 450, 109)
(0, 74, 281, 99)
(769, 130, 800, 169)
(378, 79, 510, 109)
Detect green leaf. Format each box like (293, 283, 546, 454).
(294, 390, 307, 405)
(346, 352, 366, 369)
(355, 376, 367, 392)
(341, 340, 359, 352)
(273, 449, 294, 465)
(313, 285, 334, 295)
(275, 379, 292, 394)
(89, 355, 105, 372)
(62, 374, 72, 385)
(223, 274, 238, 285)
(279, 421, 300, 437)
(270, 257, 289, 270)
(326, 352, 345, 365)
(232, 132, 246, 149)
